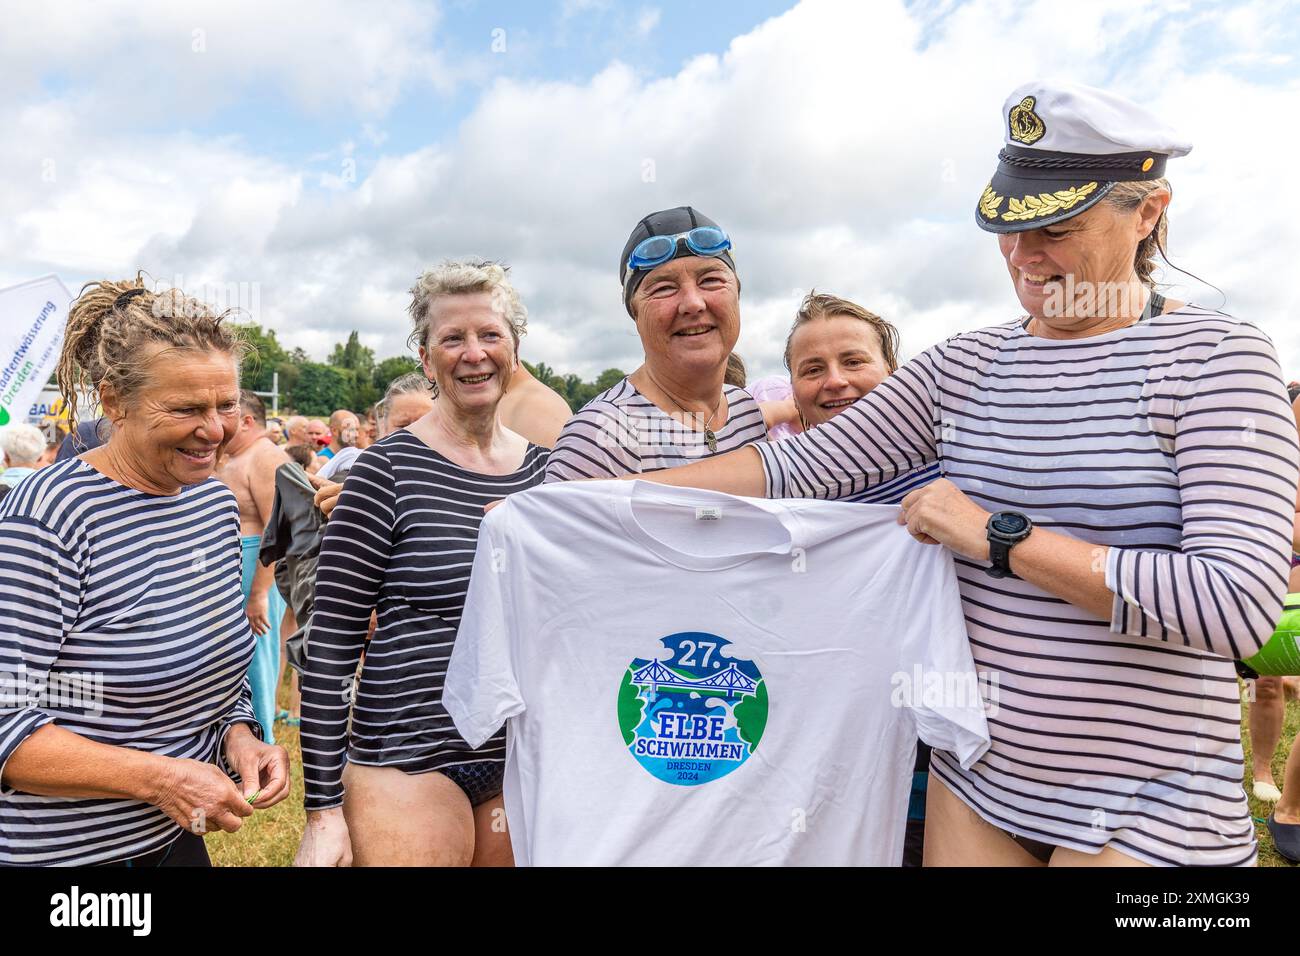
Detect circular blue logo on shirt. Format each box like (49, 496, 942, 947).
(617, 632, 767, 786)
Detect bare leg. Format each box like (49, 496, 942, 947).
(277, 606, 296, 711)
(1276, 734, 1300, 826)
(278, 605, 302, 719)
(342, 764, 475, 867)
(1249, 677, 1284, 791)
(470, 792, 514, 867)
(922, 772, 1046, 867)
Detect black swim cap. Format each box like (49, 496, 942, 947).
(619, 206, 737, 316)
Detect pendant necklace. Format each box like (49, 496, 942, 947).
(644, 370, 723, 453)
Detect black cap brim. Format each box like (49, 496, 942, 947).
(976, 147, 1166, 234)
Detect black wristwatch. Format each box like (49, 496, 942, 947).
(986, 511, 1033, 579)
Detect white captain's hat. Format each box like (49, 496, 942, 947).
(976, 80, 1192, 233)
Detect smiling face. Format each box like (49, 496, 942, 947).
(418, 291, 517, 417)
(996, 191, 1167, 329)
(101, 347, 241, 492)
(630, 256, 740, 378)
(788, 315, 893, 429)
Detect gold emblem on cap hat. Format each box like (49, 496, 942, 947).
(1009, 96, 1046, 145)
(979, 184, 1004, 220)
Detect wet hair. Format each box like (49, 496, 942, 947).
(1103, 179, 1171, 289)
(56, 275, 247, 443)
(1103, 178, 1220, 302)
(239, 389, 267, 427)
(406, 259, 527, 353)
(784, 292, 900, 373)
(724, 353, 747, 388)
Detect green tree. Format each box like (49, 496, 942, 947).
(329, 331, 375, 379)
(594, 368, 626, 392)
(232, 323, 290, 394)
(329, 331, 381, 410)
(561, 373, 583, 409)
(372, 355, 421, 396)
(291, 363, 352, 417)
(273, 361, 301, 406)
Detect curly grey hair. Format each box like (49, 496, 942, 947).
(406, 259, 528, 353)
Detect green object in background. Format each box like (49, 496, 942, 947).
(0, 406, 9, 426)
(1242, 594, 1300, 676)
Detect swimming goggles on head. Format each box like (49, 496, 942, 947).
(625, 226, 732, 274)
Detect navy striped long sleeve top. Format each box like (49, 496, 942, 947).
(0, 459, 259, 866)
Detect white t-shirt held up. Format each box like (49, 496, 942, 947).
(445, 480, 990, 866)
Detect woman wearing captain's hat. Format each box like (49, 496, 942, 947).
(628, 81, 1299, 866)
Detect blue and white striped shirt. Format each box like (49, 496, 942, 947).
(756, 307, 1298, 866)
(0, 458, 259, 866)
(845, 460, 941, 505)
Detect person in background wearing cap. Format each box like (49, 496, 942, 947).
(543, 206, 768, 483)
(624, 82, 1297, 866)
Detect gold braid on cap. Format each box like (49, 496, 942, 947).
(979, 185, 1004, 220)
(1000, 182, 1099, 222)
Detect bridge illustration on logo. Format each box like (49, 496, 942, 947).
(617, 631, 768, 787)
(630, 658, 757, 700)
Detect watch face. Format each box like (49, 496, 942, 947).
(991, 512, 1029, 536)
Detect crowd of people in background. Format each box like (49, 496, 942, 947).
(3, 79, 1300, 868)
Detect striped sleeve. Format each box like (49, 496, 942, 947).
(0, 516, 81, 787)
(1106, 323, 1299, 658)
(216, 676, 263, 780)
(756, 347, 942, 499)
(543, 400, 640, 482)
(300, 448, 396, 810)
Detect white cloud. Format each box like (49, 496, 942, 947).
(0, 0, 453, 123)
(636, 8, 662, 36)
(3, 0, 1299, 388)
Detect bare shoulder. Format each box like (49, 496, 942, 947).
(529, 376, 572, 407)
(502, 378, 573, 448)
(253, 437, 291, 475)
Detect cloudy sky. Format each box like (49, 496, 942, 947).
(4, 0, 1299, 381)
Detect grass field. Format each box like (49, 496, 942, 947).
(205, 678, 1300, 867)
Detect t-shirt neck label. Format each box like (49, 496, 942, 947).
(614, 481, 801, 571)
